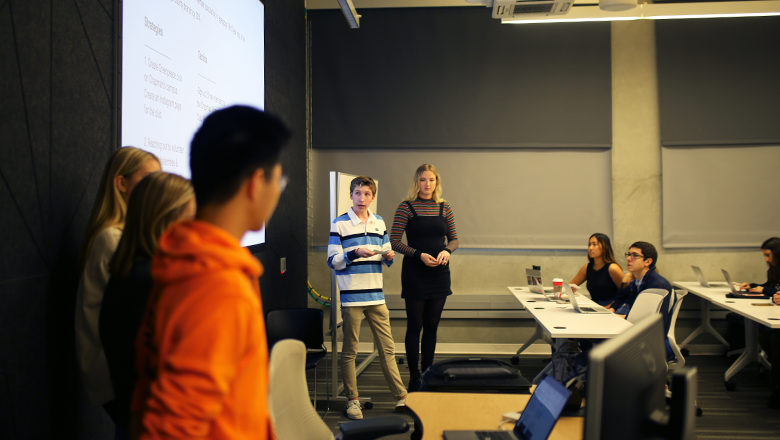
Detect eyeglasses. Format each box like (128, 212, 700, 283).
(279, 175, 289, 193)
(624, 252, 645, 260)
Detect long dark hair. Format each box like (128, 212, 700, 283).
(761, 237, 780, 286)
(588, 233, 620, 269)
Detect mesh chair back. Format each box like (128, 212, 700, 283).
(627, 289, 669, 324)
(267, 308, 325, 350)
(268, 339, 334, 440)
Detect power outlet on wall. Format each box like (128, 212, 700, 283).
(280, 257, 286, 274)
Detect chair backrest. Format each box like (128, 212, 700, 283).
(667, 290, 688, 369)
(268, 339, 334, 440)
(267, 308, 324, 350)
(626, 289, 669, 324)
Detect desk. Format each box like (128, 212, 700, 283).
(507, 287, 633, 359)
(673, 281, 779, 388)
(405, 391, 583, 440)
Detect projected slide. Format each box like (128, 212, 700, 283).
(122, 0, 265, 247)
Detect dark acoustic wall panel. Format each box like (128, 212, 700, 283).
(0, 0, 307, 438)
(258, 0, 308, 314)
(657, 17, 780, 146)
(310, 8, 612, 149)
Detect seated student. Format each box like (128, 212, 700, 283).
(99, 172, 195, 438)
(328, 176, 407, 420)
(568, 233, 624, 307)
(743, 237, 780, 408)
(608, 241, 675, 359)
(131, 106, 290, 440)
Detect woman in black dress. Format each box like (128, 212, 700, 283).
(568, 233, 624, 308)
(391, 164, 458, 391)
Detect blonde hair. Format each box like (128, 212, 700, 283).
(110, 172, 194, 279)
(78, 147, 159, 271)
(403, 164, 445, 203)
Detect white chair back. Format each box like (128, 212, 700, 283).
(626, 289, 669, 324)
(269, 339, 334, 440)
(667, 290, 688, 369)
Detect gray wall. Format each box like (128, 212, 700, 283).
(0, 0, 306, 438)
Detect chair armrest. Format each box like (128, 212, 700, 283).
(337, 416, 409, 440)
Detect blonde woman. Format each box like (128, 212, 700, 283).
(390, 164, 458, 391)
(75, 146, 160, 415)
(99, 172, 195, 435)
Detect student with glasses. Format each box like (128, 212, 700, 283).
(608, 241, 675, 360)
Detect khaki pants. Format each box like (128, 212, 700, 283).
(341, 304, 407, 400)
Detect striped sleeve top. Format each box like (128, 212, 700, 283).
(390, 198, 458, 257)
(327, 208, 393, 307)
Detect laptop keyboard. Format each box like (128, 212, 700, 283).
(476, 431, 515, 440)
(582, 307, 596, 312)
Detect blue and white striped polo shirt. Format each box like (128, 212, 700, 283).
(327, 208, 393, 307)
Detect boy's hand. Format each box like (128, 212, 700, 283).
(356, 248, 377, 258)
(622, 272, 634, 284)
(383, 250, 395, 261)
(420, 253, 439, 267)
(749, 285, 764, 293)
(436, 251, 450, 266)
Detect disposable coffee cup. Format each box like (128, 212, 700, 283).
(552, 278, 564, 298)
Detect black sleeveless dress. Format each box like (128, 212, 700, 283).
(586, 261, 619, 306)
(401, 201, 452, 300)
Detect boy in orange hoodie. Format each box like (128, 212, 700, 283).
(132, 106, 291, 440)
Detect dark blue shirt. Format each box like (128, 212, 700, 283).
(613, 267, 674, 333)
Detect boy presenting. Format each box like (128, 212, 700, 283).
(132, 106, 290, 439)
(328, 176, 407, 419)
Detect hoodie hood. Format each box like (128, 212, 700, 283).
(152, 220, 263, 287)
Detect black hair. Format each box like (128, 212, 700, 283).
(761, 237, 780, 286)
(588, 233, 619, 267)
(629, 241, 658, 268)
(190, 105, 291, 206)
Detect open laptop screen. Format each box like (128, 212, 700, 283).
(514, 375, 571, 440)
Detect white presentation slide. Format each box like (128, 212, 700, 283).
(122, 0, 266, 247)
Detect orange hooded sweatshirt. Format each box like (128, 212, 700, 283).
(132, 220, 274, 440)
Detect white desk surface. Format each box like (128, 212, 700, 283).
(673, 281, 780, 329)
(507, 286, 633, 339)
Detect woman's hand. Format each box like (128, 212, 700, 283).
(622, 272, 635, 284)
(569, 284, 579, 294)
(739, 282, 751, 291)
(436, 251, 450, 266)
(774, 293, 780, 305)
(420, 253, 439, 267)
(356, 248, 377, 258)
(383, 250, 395, 262)
(749, 285, 764, 293)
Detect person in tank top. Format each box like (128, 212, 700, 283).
(568, 233, 624, 308)
(390, 164, 458, 392)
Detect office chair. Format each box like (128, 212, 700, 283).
(626, 289, 669, 324)
(267, 308, 328, 406)
(667, 290, 688, 370)
(269, 339, 409, 440)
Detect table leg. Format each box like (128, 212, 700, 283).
(515, 322, 549, 357)
(679, 299, 730, 350)
(725, 319, 761, 383)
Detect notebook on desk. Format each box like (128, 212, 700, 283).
(568, 284, 611, 314)
(691, 265, 726, 288)
(526, 268, 554, 297)
(443, 375, 571, 440)
(722, 269, 766, 298)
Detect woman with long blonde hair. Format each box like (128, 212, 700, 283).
(75, 146, 160, 415)
(99, 172, 195, 435)
(390, 164, 459, 391)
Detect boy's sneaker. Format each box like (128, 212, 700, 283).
(346, 399, 363, 419)
(395, 397, 406, 413)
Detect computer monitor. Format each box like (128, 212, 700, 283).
(585, 314, 697, 440)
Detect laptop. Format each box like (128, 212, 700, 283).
(721, 269, 765, 298)
(443, 375, 571, 440)
(691, 265, 726, 288)
(567, 284, 611, 314)
(526, 268, 554, 296)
